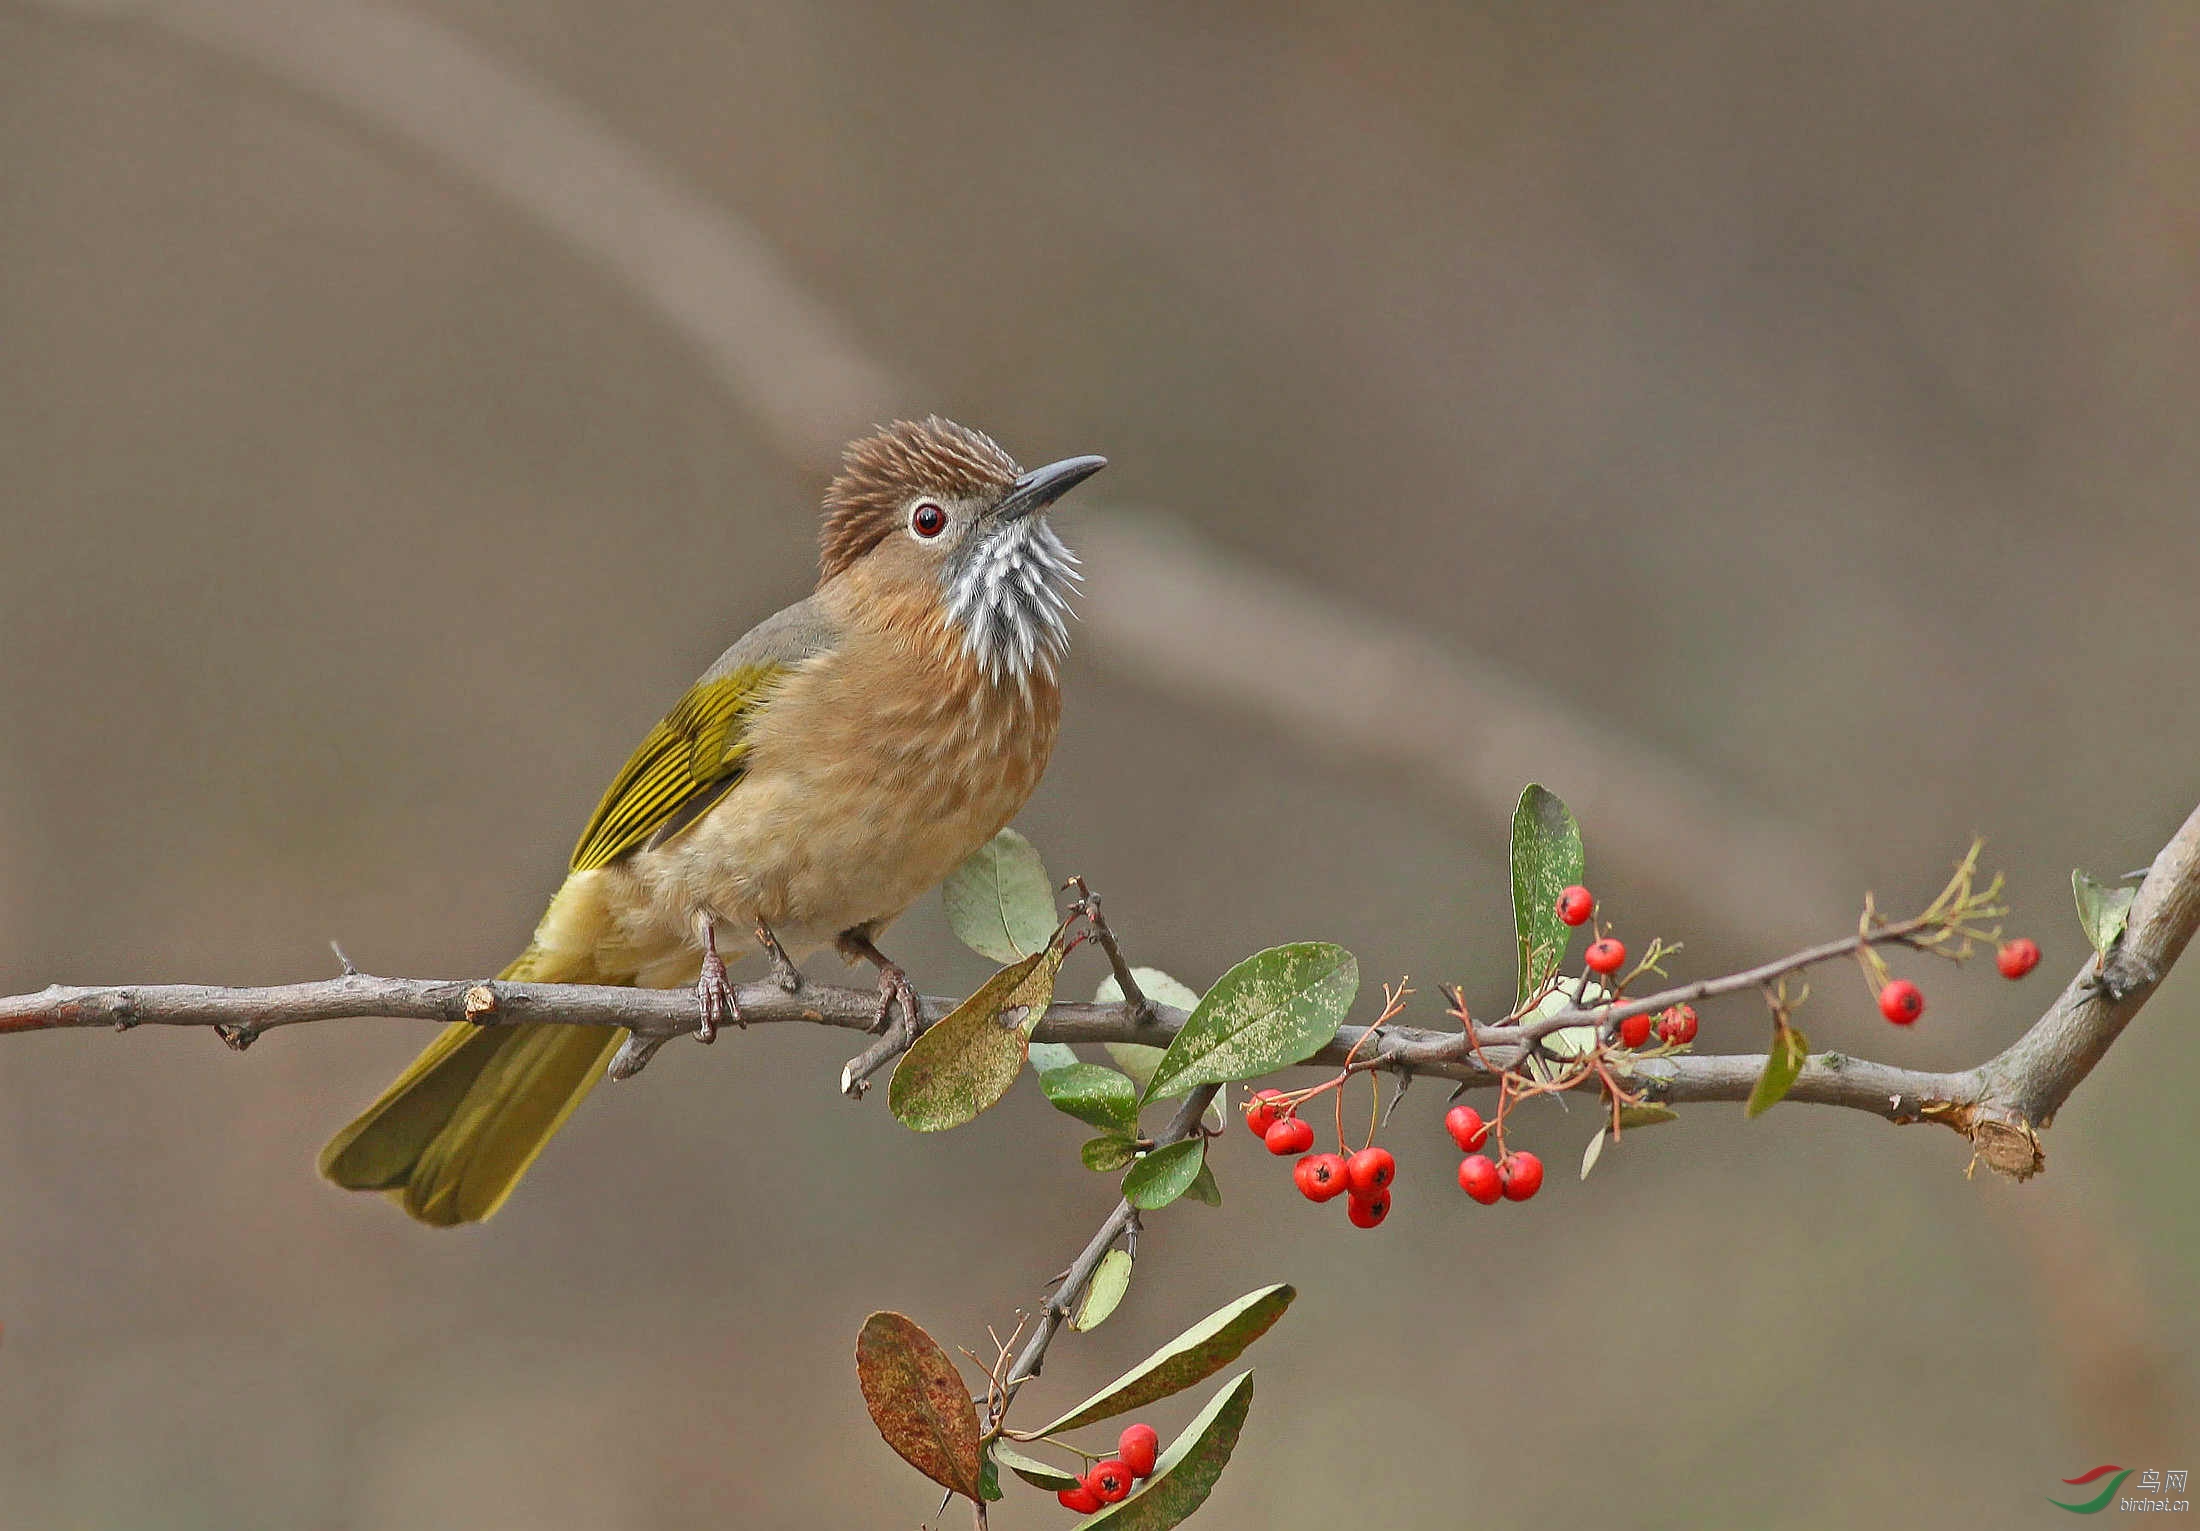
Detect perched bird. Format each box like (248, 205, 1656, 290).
(319, 418, 1105, 1225)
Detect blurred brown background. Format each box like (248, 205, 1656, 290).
(4, 2, 2197, 1526)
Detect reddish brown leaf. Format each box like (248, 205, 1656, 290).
(854, 1311, 984, 1501)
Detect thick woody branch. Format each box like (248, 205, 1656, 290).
(7, 802, 2197, 1180)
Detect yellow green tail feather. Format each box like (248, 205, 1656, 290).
(318, 939, 629, 1227)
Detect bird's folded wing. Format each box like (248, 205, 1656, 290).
(568, 597, 839, 873)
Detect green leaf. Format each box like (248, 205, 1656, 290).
(1072, 1373, 1256, 1530)
(854, 1312, 984, 1502)
(1027, 1041, 1082, 1077)
(2073, 869, 2138, 961)
(1098, 967, 1206, 1015)
(1074, 1248, 1134, 1332)
(1034, 1284, 1295, 1435)
(1745, 1016, 1809, 1118)
(980, 1452, 1002, 1502)
(1081, 1135, 1140, 1172)
(942, 828, 1057, 963)
(1040, 1063, 1141, 1135)
(1185, 1161, 1222, 1207)
(1122, 1137, 1206, 1210)
(1616, 1103, 1680, 1130)
(1531, 980, 1607, 1063)
(991, 1442, 1083, 1493)
(889, 949, 1061, 1132)
(1114, 1040, 1230, 1129)
(1511, 784, 1586, 1005)
(1579, 1127, 1607, 1181)
(1097, 973, 1227, 1128)
(1141, 944, 1358, 1102)
(1104, 1042, 1168, 1094)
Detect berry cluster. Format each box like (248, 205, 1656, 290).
(1220, 886, 2045, 1247)
(1247, 1089, 1397, 1229)
(1056, 1423, 1159, 1512)
(1443, 1104, 1540, 1204)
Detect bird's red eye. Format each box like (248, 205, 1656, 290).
(911, 501, 948, 538)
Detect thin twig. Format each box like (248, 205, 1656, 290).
(996, 1088, 1213, 1422)
(1068, 878, 1152, 1025)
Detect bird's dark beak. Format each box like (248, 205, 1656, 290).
(996, 455, 1107, 521)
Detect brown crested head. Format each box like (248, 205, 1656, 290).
(818, 417, 1021, 583)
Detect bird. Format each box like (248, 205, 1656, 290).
(318, 417, 1105, 1225)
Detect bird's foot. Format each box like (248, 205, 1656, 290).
(695, 935, 742, 1044)
(836, 929, 923, 1037)
(835, 932, 928, 1096)
(754, 920, 804, 993)
(870, 963, 920, 1036)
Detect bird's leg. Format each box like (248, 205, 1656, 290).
(694, 915, 742, 1044)
(753, 920, 804, 992)
(837, 929, 921, 1036)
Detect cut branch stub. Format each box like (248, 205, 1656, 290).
(1141, 945, 1357, 1102)
(854, 1312, 985, 1503)
(888, 946, 1063, 1132)
(943, 828, 1058, 963)
(1032, 1284, 1294, 1436)
(1511, 784, 1585, 1005)
(1070, 1372, 1256, 1530)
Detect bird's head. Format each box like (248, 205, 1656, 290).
(819, 417, 1106, 685)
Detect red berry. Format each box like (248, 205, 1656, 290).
(1657, 1003, 1699, 1045)
(1457, 1153, 1502, 1204)
(1264, 1116, 1314, 1156)
(1443, 1103, 1489, 1152)
(1618, 1011, 1652, 1049)
(1244, 1088, 1287, 1138)
(1344, 1146, 1396, 1194)
(1499, 1150, 1544, 1201)
(1878, 979, 1924, 1025)
(1086, 1461, 1134, 1504)
(1059, 1484, 1103, 1512)
(1293, 1152, 1349, 1202)
(1555, 885, 1595, 926)
(1996, 938, 2041, 979)
(1116, 1423, 1159, 1479)
(1346, 1188, 1391, 1228)
(1584, 938, 1626, 975)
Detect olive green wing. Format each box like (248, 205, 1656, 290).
(567, 666, 779, 871)
(567, 597, 838, 873)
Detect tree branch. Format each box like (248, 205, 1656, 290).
(994, 1086, 1217, 1418)
(8, 800, 2196, 1181)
